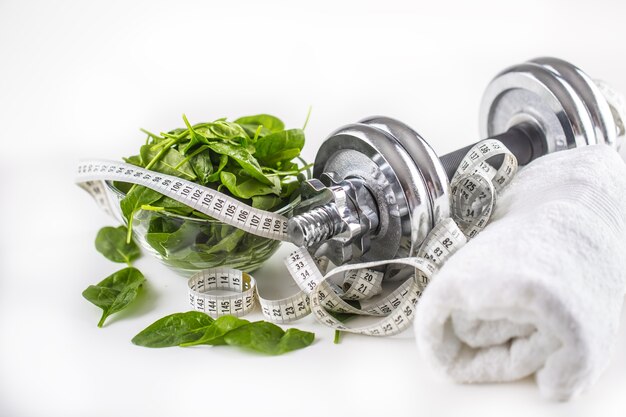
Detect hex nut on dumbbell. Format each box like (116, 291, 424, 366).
(288, 173, 379, 265)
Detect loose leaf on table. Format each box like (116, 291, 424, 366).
(95, 225, 141, 264)
(133, 313, 315, 355)
(180, 315, 250, 347)
(224, 321, 315, 355)
(82, 267, 146, 328)
(132, 311, 215, 347)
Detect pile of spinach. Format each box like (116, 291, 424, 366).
(116, 113, 310, 272)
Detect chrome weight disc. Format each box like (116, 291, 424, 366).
(313, 121, 442, 262)
(359, 116, 450, 225)
(480, 59, 598, 153)
(531, 57, 617, 147)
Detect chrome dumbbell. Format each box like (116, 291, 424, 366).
(288, 57, 626, 266)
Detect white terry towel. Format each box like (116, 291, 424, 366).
(415, 145, 626, 401)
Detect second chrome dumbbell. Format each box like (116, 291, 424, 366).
(288, 57, 626, 266)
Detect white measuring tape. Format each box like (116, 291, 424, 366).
(77, 139, 518, 335)
(76, 160, 289, 241)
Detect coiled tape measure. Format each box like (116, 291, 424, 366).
(76, 139, 517, 336)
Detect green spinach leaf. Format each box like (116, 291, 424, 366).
(95, 225, 141, 264)
(82, 267, 145, 327)
(140, 145, 197, 180)
(180, 315, 250, 347)
(133, 312, 314, 355)
(120, 185, 162, 241)
(234, 114, 285, 135)
(224, 321, 315, 355)
(209, 120, 249, 140)
(190, 149, 214, 184)
(181, 114, 210, 155)
(255, 129, 305, 167)
(204, 153, 228, 183)
(251, 195, 283, 210)
(206, 141, 272, 185)
(219, 171, 281, 199)
(202, 228, 246, 254)
(131, 311, 214, 347)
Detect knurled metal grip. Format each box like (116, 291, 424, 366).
(288, 57, 626, 266)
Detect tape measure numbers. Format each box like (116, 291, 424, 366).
(76, 160, 289, 241)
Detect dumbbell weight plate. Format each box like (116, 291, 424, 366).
(313, 123, 433, 262)
(479, 61, 596, 155)
(531, 57, 616, 147)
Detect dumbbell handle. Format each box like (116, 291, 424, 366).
(439, 122, 546, 180)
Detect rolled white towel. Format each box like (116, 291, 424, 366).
(415, 145, 626, 401)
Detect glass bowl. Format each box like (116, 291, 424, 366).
(106, 182, 298, 276)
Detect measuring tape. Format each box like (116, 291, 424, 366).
(76, 139, 517, 335)
(76, 160, 289, 241)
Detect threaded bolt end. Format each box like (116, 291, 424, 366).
(287, 203, 345, 247)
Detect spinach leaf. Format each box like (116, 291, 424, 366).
(140, 145, 197, 180)
(204, 153, 228, 183)
(152, 195, 194, 216)
(145, 232, 170, 257)
(219, 171, 281, 199)
(123, 154, 143, 167)
(95, 225, 141, 264)
(158, 222, 199, 255)
(279, 178, 300, 198)
(224, 321, 315, 355)
(82, 267, 145, 327)
(133, 312, 314, 355)
(251, 195, 283, 210)
(181, 114, 210, 155)
(234, 114, 285, 135)
(255, 129, 305, 167)
(209, 120, 249, 140)
(180, 315, 250, 347)
(261, 149, 302, 167)
(190, 149, 214, 184)
(120, 185, 162, 240)
(131, 311, 214, 347)
(206, 141, 272, 185)
(202, 228, 245, 254)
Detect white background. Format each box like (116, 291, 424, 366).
(1, 0, 626, 416)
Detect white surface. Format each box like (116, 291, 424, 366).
(1, 0, 626, 416)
